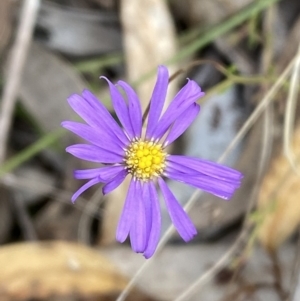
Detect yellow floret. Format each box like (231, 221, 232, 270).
(125, 139, 166, 180)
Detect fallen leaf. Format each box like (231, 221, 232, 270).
(0, 241, 156, 301)
(258, 126, 300, 251)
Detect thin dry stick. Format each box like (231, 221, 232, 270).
(225, 99, 274, 295)
(218, 57, 294, 163)
(13, 191, 38, 241)
(77, 187, 104, 245)
(288, 227, 300, 301)
(0, 0, 40, 163)
(283, 42, 300, 176)
(225, 7, 276, 290)
(0, 173, 106, 222)
(224, 7, 276, 294)
(269, 250, 287, 300)
(116, 55, 295, 301)
(176, 230, 249, 301)
(174, 58, 295, 301)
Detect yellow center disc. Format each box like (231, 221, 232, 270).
(125, 140, 166, 180)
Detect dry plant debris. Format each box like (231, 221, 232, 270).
(0, 241, 156, 301)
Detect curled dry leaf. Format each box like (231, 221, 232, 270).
(0, 241, 156, 301)
(258, 126, 300, 251)
(100, 0, 178, 245)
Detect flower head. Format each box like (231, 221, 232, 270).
(62, 65, 243, 258)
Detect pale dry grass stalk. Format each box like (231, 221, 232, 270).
(283, 42, 300, 176)
(173, 56, 296, 301)
(0, 0, 40, 163)
(116, 54, 296, 301)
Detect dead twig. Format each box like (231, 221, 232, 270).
(13, 192, 37, 241)
(222, 281, 275, 301)
(269, 250, 288, 300)
(77, 187, 104, 245)
(286, 227, 300, 301)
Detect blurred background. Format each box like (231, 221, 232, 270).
(0, 0, 300, 300)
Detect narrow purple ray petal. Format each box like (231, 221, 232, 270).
(158, 178, 197, 242)
(171, 79, 204, 109)
(145, 66, 169, 139)
(71, 177, 102, 203)
(74, 165, 125, 181)
(130, 180, 147, 253)
(81, 90, 129, 145)
(68, 93, 122, 144)
(67, 94, 104, 129)
(102, 170, 128, 195)
(116, 179, 136, 243)
(142, 182, 152, 245)
(166, 168, 240, 200)
(167, 155, 243, 181)
(66, 144, 122, 163)
(164, 103, 200, 146)
(152, 80, 205, 140)
(61, 121, 124, 155)
(167, 162, 242, 189)
(117, 81, 142, 138)
(143, 181, 161, 259)
(101, 77, 134, 139)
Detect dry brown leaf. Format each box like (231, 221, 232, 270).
(258, 126, 300, 251)
(100, 0, 178, 245)
(0, 241, 156, 301)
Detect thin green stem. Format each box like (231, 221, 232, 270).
(0, 128, 65, 177)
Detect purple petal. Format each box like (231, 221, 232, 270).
(67, 94, 102, 128)
(143, 181, 161, 259)
(152, 80, 205, 140)
(67, 93, 125, 147)
(164, 103, 200, 146)
(66, 144, 122, 163)
(116, 179, 137, 243)
(61, 121, 124, 155)
(158, 178, 197, 242)
(165, 167, 241, 200)
(142, 182, 152, 245)
(71, 177, 102, 203)
(145, 66, 169, 139)
(74, 165, 125, 181)
(118, 81, 142, 138)
(167, 155, 243, 182)
(129, 180, 147, 253)
(101, 77, 134, 139)
(102, 170, 128, 195)
(81, 90, 129, 145)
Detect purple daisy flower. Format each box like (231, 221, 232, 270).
(62, 65, 243, 258)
